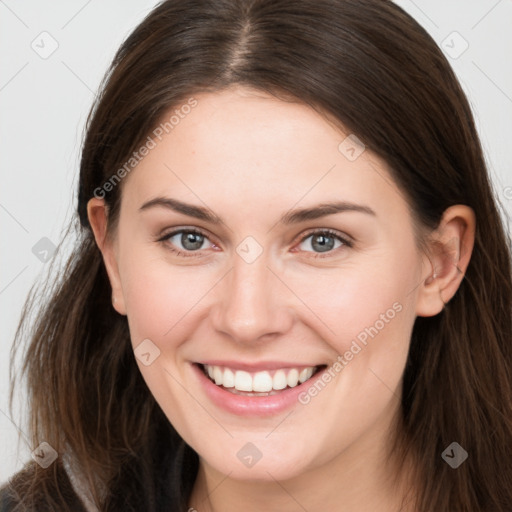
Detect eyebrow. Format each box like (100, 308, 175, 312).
(139, 197, 376, 224)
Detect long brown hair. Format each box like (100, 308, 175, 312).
(7, 0, 512, 510)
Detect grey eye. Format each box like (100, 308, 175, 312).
(168, 231, 209, 251)
(298, 233, 344, 253)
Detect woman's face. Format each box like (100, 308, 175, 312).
(99, 86, 431, 481)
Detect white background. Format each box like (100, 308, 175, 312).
(1, 0, 511, 482)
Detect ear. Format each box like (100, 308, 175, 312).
(87, 198, 127, 315)
(416, 205, 476, 317)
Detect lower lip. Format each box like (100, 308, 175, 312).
(192, 363, 325, 416)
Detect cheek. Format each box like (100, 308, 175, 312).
(287, 243, 420, 425)
(119, 248, 216, 346)
(288, 252, 419, 356)
(117, 254, 221, 435)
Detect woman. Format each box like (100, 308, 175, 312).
(2, 0, 512, 510)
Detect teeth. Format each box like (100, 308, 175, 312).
(213, 366, 223, 385)
(223, 368, 235, 388)
(299, 367, 314, 383)
(287, 369, 299, 388)
(252, 371, 273, 392)
(203, 364, 318, 392)
(235, 370, 253, 392)
(273, 370, 287, 390)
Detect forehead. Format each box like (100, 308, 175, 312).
(121, 86, 409, 225)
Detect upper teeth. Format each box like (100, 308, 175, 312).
(204, 365, 317, 392)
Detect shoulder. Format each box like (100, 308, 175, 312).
(0, 481, 19, 512)
(0, 461, 88, 512)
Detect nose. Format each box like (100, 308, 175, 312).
(210, 253, 294, 345)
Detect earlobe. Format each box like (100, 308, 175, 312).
(87, 198, 127, 315)
(416, 205, 476, 317)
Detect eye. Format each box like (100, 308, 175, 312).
(157, 227, 352, 259)
(158, 228, 215, 257)
(295, 229, 352, 256)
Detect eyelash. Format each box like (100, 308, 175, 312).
(157, 227, 353, 259)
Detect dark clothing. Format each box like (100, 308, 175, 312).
(0, 462, 87, 512)
(0, 488, 17, 512)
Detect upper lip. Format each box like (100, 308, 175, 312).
(196, 360, 326, 371)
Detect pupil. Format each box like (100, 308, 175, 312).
(182, 232, 203, 250)
(313, 234, 334, 253)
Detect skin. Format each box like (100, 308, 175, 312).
(88, 85, 475, 512)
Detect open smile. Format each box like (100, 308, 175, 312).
(192, 362, 328, 416)
(200, 363, 324, 395)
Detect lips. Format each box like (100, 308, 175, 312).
(201, 364, 320, 394)
(192, 361, 328, 416)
